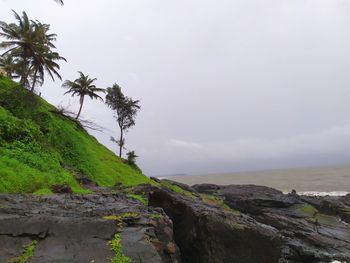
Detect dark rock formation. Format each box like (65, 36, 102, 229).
(1, 184, 349, 263)
(0, 194, 180, 263)
(193, 184, 350, 263)
(51, 184, 73, 194)
(149, 187, 282, 263)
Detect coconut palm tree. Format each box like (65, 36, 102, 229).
(0, 11, 34, 87)
(0, 53, 17, 78)
(0, 11, 65, 90)
(62, 72, 105, 120)
(30, 22, 66, 91)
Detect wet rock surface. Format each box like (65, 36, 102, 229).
(0, 183, 349, 263)
(148, 185, 283, 263)
(0, 194, 180, 263)
(192, 184, 350, 263)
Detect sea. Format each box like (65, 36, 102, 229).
(166, 164, 350, 196)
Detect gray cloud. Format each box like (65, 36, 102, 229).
(1, 0, 350, 175)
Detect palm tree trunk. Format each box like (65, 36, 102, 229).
(75, 96, 85, 120)
(119, 128, 123, 157)
(31, 69, 38, 92)
(20, 56, 29, 89)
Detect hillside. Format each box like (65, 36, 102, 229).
(0, 76, 151, 194)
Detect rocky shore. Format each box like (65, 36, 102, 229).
(0, 181, 349, 263)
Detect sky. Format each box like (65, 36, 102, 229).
(1, 0, 350, 176)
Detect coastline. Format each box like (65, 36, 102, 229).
(165, 164, 350, 195)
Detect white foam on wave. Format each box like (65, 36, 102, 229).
(283, 191, 349, 196)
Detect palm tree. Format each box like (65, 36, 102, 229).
(0, 53, 16, 78)
(0, 11, 65, 90)
(0, 11, 33, 87)
(62, 72, 105, 120)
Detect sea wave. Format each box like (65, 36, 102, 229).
(290, 191, 348, 197)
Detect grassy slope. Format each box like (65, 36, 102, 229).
(0, 77, 151, 193)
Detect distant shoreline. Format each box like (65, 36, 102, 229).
(165, 164, 350, 195)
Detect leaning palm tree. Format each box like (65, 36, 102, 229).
(54, 0, 64, 5)
(0, 11, 34, 87)
(0, 53, 17, 78)
(0, 11, 65, 90)
(62, 72, 105, 120)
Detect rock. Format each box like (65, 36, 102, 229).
(166, 242, 177, 254)
(150, 177, 161, 183)
(219, 185, 300, 214)
(207, 184, 350, 262)
(76, 176, 97, 187)
(149, 187, 282, 263)
(51, 184, 73, 194)
(0, 194, 181, 263)
(161, 179, 199, 194)
(192, 183, 221, 194)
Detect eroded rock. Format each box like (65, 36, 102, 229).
(0, 194, 180, 263)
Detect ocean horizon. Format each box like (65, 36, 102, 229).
(166, 164, 350, 196)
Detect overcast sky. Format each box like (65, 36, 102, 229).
(1, 0, 350, 176)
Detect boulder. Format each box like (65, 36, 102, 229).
(149, 187, 282, 263)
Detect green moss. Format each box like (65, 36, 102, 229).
(126, 194, 148, 205)
(0, 77, 151, 193)
(108, 234, 132, 263)
(296, 204, 318, 217)
(295, 204, 337, 225)
(340, 208, 350, 215)
(202, 194, 240, 215)
(33, 188, 53, 195)
(103, 212, 141, 221)
(149, 213, 162, 219)
(9, 240, 37, 263)
(160, 181, 196, 199)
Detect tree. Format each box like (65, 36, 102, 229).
(62, 72, 105, 120)
(0, 11, 65, 91)
(0, 53, 16, 78)
(29, 22, 66, 91)
(105, 84, 140, 157)
(126, 151, 138, 166)
(54, 0, 64, 4)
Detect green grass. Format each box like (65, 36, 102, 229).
(0, 77, 151, 193)
(160, 180, 196, 199)
(108, 234, 131, 263)
(126, 194, 148, 205)
(9, 240, 37, 263)
(201, 194, 240, 215)
(33, 188, 53, 195)
(103, 212, 141, 221)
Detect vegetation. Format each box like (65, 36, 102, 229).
(0, 77, 151, 193)
(62, 72, 105, 120)
(103, 212, 141, 221)
(0, 11, 65, 91)
(201, 194, 240, 214)
(0, 53, 15, 77)
(0, 7, 145, 194)
(108, 234, 132, 263)
(105, 84, 140, 157)
(126, 150, 138, 166)
(160, 180, 197, 200)
(9, 240, 37, 263)
(126, 193, 148, 205)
